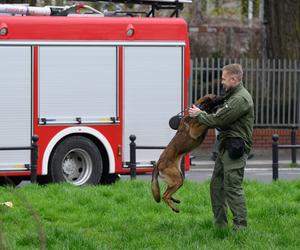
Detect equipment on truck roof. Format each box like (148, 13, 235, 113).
(0, 0, 192, 17)
(82, 0, 192, 17)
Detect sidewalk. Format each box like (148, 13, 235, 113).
(190, 148, 300, 169)
(191, 159, 298, 169)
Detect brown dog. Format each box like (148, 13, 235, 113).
(151, 94, 224, 212)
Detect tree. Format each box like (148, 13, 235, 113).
(264, 0, 300, 59)
(188, 0, 206, 25)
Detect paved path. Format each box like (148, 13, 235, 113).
(121, 161, 300, 183)
(187, 167, 300, 183)
(192, 159, 297, 168)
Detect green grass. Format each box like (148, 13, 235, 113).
(0, 180, 300, 250)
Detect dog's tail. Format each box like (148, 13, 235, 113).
(151, 163, 161, 203)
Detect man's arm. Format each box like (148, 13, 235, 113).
(196, 96, 250, 128)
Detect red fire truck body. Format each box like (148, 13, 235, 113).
(0, 3, 190, 185)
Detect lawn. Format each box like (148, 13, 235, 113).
(0, 180, 300, 250)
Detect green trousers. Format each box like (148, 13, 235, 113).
(210, 149, 247, 229)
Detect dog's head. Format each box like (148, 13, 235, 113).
(195, 94, 224, 114)
(169, 94, 224, 131)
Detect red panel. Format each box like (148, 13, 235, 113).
(0, 17, 188, 42)
(34, 125, 122, 174)
(116, 46, 124, 173)
(33, 46, 40, 174)
(0, 172, 30, 177)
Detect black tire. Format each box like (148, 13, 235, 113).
(100, 173, 120, 185)
(0, 176, 23, 187)
(37, 175, 51, 185)
(49, 136, 103, 186)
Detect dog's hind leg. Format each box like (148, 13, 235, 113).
(171, 197, 181, 204)
(162, 169, 183, 212)
(163, 183, 183, 213)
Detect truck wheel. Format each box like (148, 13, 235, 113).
(0, 176, 23, 186)
(100, 173, 120, 185)
(49, 136, 103, 186)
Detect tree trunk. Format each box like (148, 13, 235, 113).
(264, 0, 300, 59)
(189, 0, 206, 25)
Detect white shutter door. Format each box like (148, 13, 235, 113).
(0, 46, 31, 169)
(39, 46, 117, 124)
(123, 46, 183, 163)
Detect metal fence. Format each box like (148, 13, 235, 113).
(189, 58, 300, 127)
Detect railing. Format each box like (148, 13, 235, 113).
(190, 58, 300, 127)
(128, 135, 185, 180)
(272, 131, 299, 181)
(0, 135, 39, 183)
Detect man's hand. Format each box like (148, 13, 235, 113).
(188, 105, 202, 117)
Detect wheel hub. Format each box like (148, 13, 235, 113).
(62, 149, 92, 185)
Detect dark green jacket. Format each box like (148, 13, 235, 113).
(197, 83, 254, 153)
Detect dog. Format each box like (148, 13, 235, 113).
(151, 94, 224, 212)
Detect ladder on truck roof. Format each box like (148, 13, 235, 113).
(0, 3, 104, 16)
(77, 0, 192, 17)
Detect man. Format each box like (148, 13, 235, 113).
(189, 64, 254, 230)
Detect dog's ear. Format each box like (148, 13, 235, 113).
(214, 96, 225, 106)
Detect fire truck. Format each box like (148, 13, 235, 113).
(0, 0, 191, 186)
